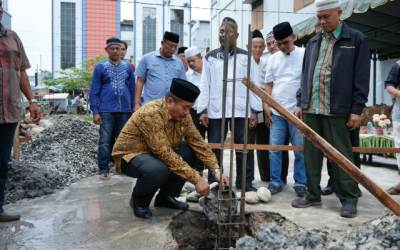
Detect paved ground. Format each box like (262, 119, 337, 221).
(1, 152, 399, 250)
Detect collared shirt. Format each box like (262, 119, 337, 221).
(186, 69, 202, 110)
(136, 50, 187, 104)
(307, 23, 343, 115)
(264, 46, 305, 116)
(197, 47, 262, 119)
(112, 99, 218, 184)
(0, 25, 31, 124)
(89, 60, 135, 115)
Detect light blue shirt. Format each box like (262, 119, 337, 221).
(136, 49, 187, 104)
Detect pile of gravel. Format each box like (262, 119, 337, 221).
(6, 119, 99, 203)
(236, 214, 400, 250)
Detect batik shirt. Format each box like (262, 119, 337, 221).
(112, 99, 218, 184)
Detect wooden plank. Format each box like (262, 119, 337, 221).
(209, 143, 400, 153)
(240, 79, 400, 215)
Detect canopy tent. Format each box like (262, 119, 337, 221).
(294, 0, 400, 104)
(295, 0, 400, 59)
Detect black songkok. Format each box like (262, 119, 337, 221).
(163, 31, 179, 43)
(273, 22, 293, 40)
(170, 78, 200, 103)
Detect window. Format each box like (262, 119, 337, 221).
(60, 2, 76, 69)
(251, 0, 264, 30)
(294, 0, 314, 12)
(143, 7, 156, 55)
(170, 9, 184, 47)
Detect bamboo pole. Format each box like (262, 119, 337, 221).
(240, 79, 400, 215)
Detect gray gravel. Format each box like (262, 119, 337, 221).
(236, 214, 400, 250)
(6, 119, 99, 203)
(199, 185, 238, 223)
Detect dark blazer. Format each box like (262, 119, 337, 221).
(296, 22, 370, 115)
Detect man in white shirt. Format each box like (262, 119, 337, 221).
(264, 22, 307, 196)
(197, 17, 262, 191)
(185, 46, 206, 137)
(250, 30, 290, 184)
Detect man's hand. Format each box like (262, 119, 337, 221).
(93, 114, 102, 125)
(249, 112, 258, 128)
(200, 113, 209, 128)
(29, 102, 41, 123)
(264, 106, 273, 127)
(347, 113, 362, 130)
(294, 107, 303, 120)
(214, 171, 229, 187)
(195, 179, 210, 197)
(134, 102, 142, 112)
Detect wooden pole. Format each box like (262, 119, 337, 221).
(241, 79, 400, 215)
(208, 143, 400, 154)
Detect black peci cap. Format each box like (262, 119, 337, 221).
(273, 22, 293, 41)
(170, 78, 200, 103)
(163, 31, 180, 43)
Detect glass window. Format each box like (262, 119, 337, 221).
(170, 9, 184, 47)
(142, 7, 156, 55)
(60, 2, 76, 69)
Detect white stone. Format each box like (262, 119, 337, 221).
(187, 190, 200, 202)
(257, 187, 272, 203)
(181, 182, 196, 193)
(39, 119, 53, 129)
(245, 191, 259, 204)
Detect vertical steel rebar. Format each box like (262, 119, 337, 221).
(226, 46, 237, 247)
(217, 27, 230, 248)
(239, 24, 252, 236)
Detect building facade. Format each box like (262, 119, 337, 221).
(52, 0, 120, 75)
(190, 20, 210, 52)
(131, 0, 191, 65)
(210, 0, 252, 50)
(1, 0, 11, 29)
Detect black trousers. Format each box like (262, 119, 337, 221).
(252, 122, 289, 183)
(207, 118, 255, 188)
(121, 142, 202, 208)
(326, 128, 360, 187)
(190, 108, 207, 138)
(0, 123, 17, 213)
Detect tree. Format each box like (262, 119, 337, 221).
(44, 55, 106, 94)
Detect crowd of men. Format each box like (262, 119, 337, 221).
(1, 0, 400, 223)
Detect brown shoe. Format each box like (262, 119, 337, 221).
(291, 198, 322, 208)
(0, 212, 21, 222)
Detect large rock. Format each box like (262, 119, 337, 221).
(257, 187, 272, 203)
(245, 191, 259, 204)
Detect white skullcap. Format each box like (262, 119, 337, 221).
(184, 46, 202, 58)
(315, 0, 341, 11)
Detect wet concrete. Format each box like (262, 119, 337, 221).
(1, 152, 400, 249)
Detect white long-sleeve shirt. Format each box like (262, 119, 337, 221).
(186, 69, 202, 110)
(197, 47, 262, 119)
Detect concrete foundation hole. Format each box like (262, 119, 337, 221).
(169, 210, 299, 250)
(169, 211, 400, 250)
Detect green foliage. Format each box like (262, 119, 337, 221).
(44, 55, 106, 92)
